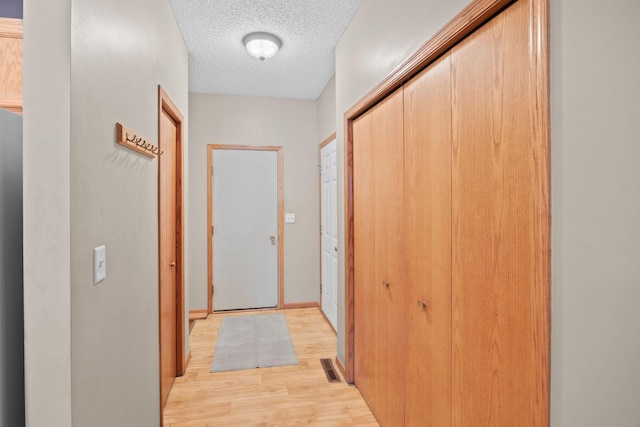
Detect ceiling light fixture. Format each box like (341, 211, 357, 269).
(243, 32, 282, 62)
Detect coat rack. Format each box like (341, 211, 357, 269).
(116, 122, 162, 158)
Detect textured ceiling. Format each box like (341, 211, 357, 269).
(170, 0, 362, 100)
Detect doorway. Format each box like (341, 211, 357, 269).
(207, 145, 284, 312)
(320, 134, 338, 331)
(158, 86, 185, 413)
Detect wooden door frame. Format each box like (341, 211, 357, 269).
(158, 86, 186, 417)
(319, 133, 337, 333)
(343, 0, 549, 383)
(0, 18, 23, 114)
(207, 144, 285, 313)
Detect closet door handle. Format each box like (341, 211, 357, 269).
(382, 280, 390, 288)
(417, 299, 427, 310)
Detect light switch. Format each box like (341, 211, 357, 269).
(93, 245, 106, 284)
(285, 213, 296, 223)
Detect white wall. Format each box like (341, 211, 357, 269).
(70, 0, 188, 425)
(189, 93, 319, 309)
(23, 0, 72, 424)
(0, 109, 25, 426)
(334, 0, 471, 366)
(24, 0, 189, 425)
(317, 75, 336, 142)
(550, 0, 640, 425)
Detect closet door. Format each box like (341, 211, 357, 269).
(353, 88, 405, 427)
(403, 53, 452, 427)
(451, 0, 550, 425)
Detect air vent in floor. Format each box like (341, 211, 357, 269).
(320, 358, 341, 383)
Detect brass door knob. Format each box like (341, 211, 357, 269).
(169, 262, 176, 267)
(382, 280, 390, 288)
(417, 300, 427, 310)
(270, 235, 276, 243)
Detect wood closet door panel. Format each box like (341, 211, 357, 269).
(403, 53, 452, 427)
(353, 88, 405, 427)
(451, 0, 550, 425)
(353, 96, 378, 411)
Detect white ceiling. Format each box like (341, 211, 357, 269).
(170, 0, 362, 100)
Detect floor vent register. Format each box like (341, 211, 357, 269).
(320, 358, 341, 383)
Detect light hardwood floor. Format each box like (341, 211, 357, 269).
(163, 307, 379, 426)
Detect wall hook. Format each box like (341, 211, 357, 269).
(116, 123, 157, 159)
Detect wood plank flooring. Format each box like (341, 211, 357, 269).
(163, 307, 379, 426)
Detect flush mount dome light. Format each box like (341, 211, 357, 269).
(243, 32, 282, 61)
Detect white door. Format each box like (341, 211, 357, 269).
(321, 139, 338, 330)
(212, 149, 278, 311)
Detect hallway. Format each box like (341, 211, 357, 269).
(163, 308, 378, 426)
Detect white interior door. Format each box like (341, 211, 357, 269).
(321, 139, 338, 330)
(212, 149, 278, 311)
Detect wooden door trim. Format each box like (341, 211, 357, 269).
(319, 133, 336, 149)
(318, 133, 336, 315)
(207, 144, 285, 313)
(343, 0, 549, 385)
(0, 18, 23, 114)
(344, 0, 513, 122)
(158, 86, 186, 420)
(0, 17, 22, 39)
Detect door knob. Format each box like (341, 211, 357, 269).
(169, 262, 176, 267)
(270, 235, 276, 243)
(417, 299, 427, 310)
(382, 280, 390, 288)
